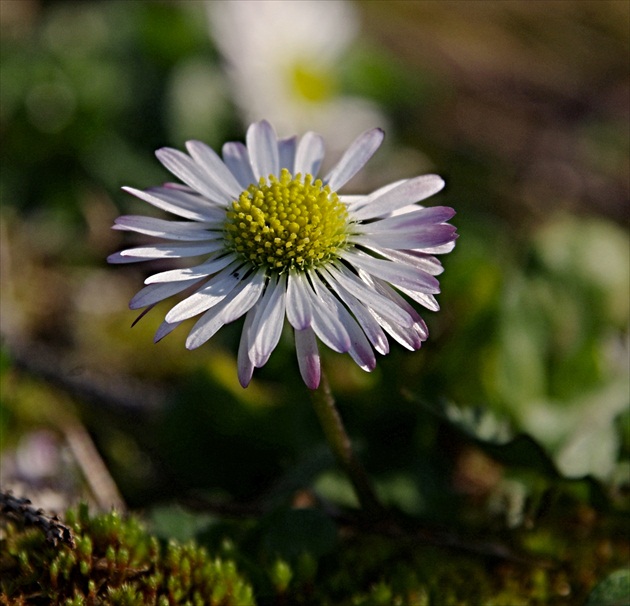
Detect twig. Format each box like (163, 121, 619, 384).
(0, 491, 76, 548)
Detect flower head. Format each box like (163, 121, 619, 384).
(108, 120, 457, 389)
(207, 0, 386, 150)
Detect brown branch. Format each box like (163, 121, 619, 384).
(0, 491, 76, 548)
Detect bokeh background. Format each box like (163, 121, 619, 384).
(1, 1, 628, 603)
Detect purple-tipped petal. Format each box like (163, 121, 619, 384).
(351, 224, 458, 251)
(354, 206, 456, 233)
(295, 327, 320, 390)
(310, 273, 375, 371)
(352, 175, 445, 220)
(324, 264, 414, 327)
(339, 250, 440, 293)
(324, 278, 389, 355)
(286, 271, 313, 330)
(306, 273, 351, 353)
(249, 274, 287, 367)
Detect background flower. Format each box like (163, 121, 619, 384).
(207, 0, 388, 149)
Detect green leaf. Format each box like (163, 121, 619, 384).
(586, 569, 630, 606)
(149, 504, 215, 543)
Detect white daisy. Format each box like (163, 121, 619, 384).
(108, 120, 457, 389)
(207, 0, 386, 150)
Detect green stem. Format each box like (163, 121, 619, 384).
(310, 371, 383, 518)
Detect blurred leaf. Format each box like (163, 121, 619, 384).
(534, 215, 630, 326)
(521, 380, 629, 481)
(441, 401, 558, 478)
(149, 504, 215, 543)
(411, 396, 610, 506)
(586, 569, 630, 606)
(313, 470, 360, 509)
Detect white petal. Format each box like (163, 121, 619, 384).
(375, 277, 429, 338)
(129, 278, 203, 309)
(294, 132, 325, 177)
(122, 186, 225, 222)
(113, 215, 221, 241)
(368, 248, 445, 275)
(351, 175, 445, 220)
(237, 308, 257, 387)
(222, 141, 256, 189)
(323, 276, 389, 355)
(324, 128, 384, 191)
(339, 250, 440, 293)
(295, 327, 321, 389)
(165, 260, 244, 322)
(351, 224, 457, 252)
(311, 274, 375, 371)
(418, 240, 458, 255)
(354, 206, 456, 233)
(249, 274, 287, 367)
(286, 271, 313, 329)
(154, 319, 182, 343)
(364, 273, 430, 344)
(324, 264, 413, 327)
(145, 253, 239, 284)
(344, 180, 404, 211)
(306, 272, 351, 353)
(155, 148, 231, 205)
(396, 286, 440, 312)
(247, 120, 279, 180)
(278, 136, 297, 173)
(108, 241, 225, 263)
(220, 269, 267, 324)
(185, 276, 263, 350)
(185, 140, 244, 198)
(375, 313, 424, 350)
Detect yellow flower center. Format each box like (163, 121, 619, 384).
(291, 63, 335, 103)
(224, 168, 350, 272)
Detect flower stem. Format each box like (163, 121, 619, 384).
(310, 371, 383, 518)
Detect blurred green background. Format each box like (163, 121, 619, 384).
(1, 1, 628, 603)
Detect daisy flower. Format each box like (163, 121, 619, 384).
(207, 0, 386, 150)
(108, 120, 457, 389)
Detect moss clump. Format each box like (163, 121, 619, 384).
(0, 503, 255, 606)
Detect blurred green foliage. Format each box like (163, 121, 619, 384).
(1, 1, 628, 604)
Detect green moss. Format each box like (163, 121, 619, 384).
(0, 503, 255, 606)
(1, 497, 627, 606)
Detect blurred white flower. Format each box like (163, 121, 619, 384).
(109, 120, 457, 388)
(207, 0, 387, 150)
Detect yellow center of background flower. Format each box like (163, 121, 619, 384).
(225, 168, 350, 272)
(291, 63, 335, 103)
